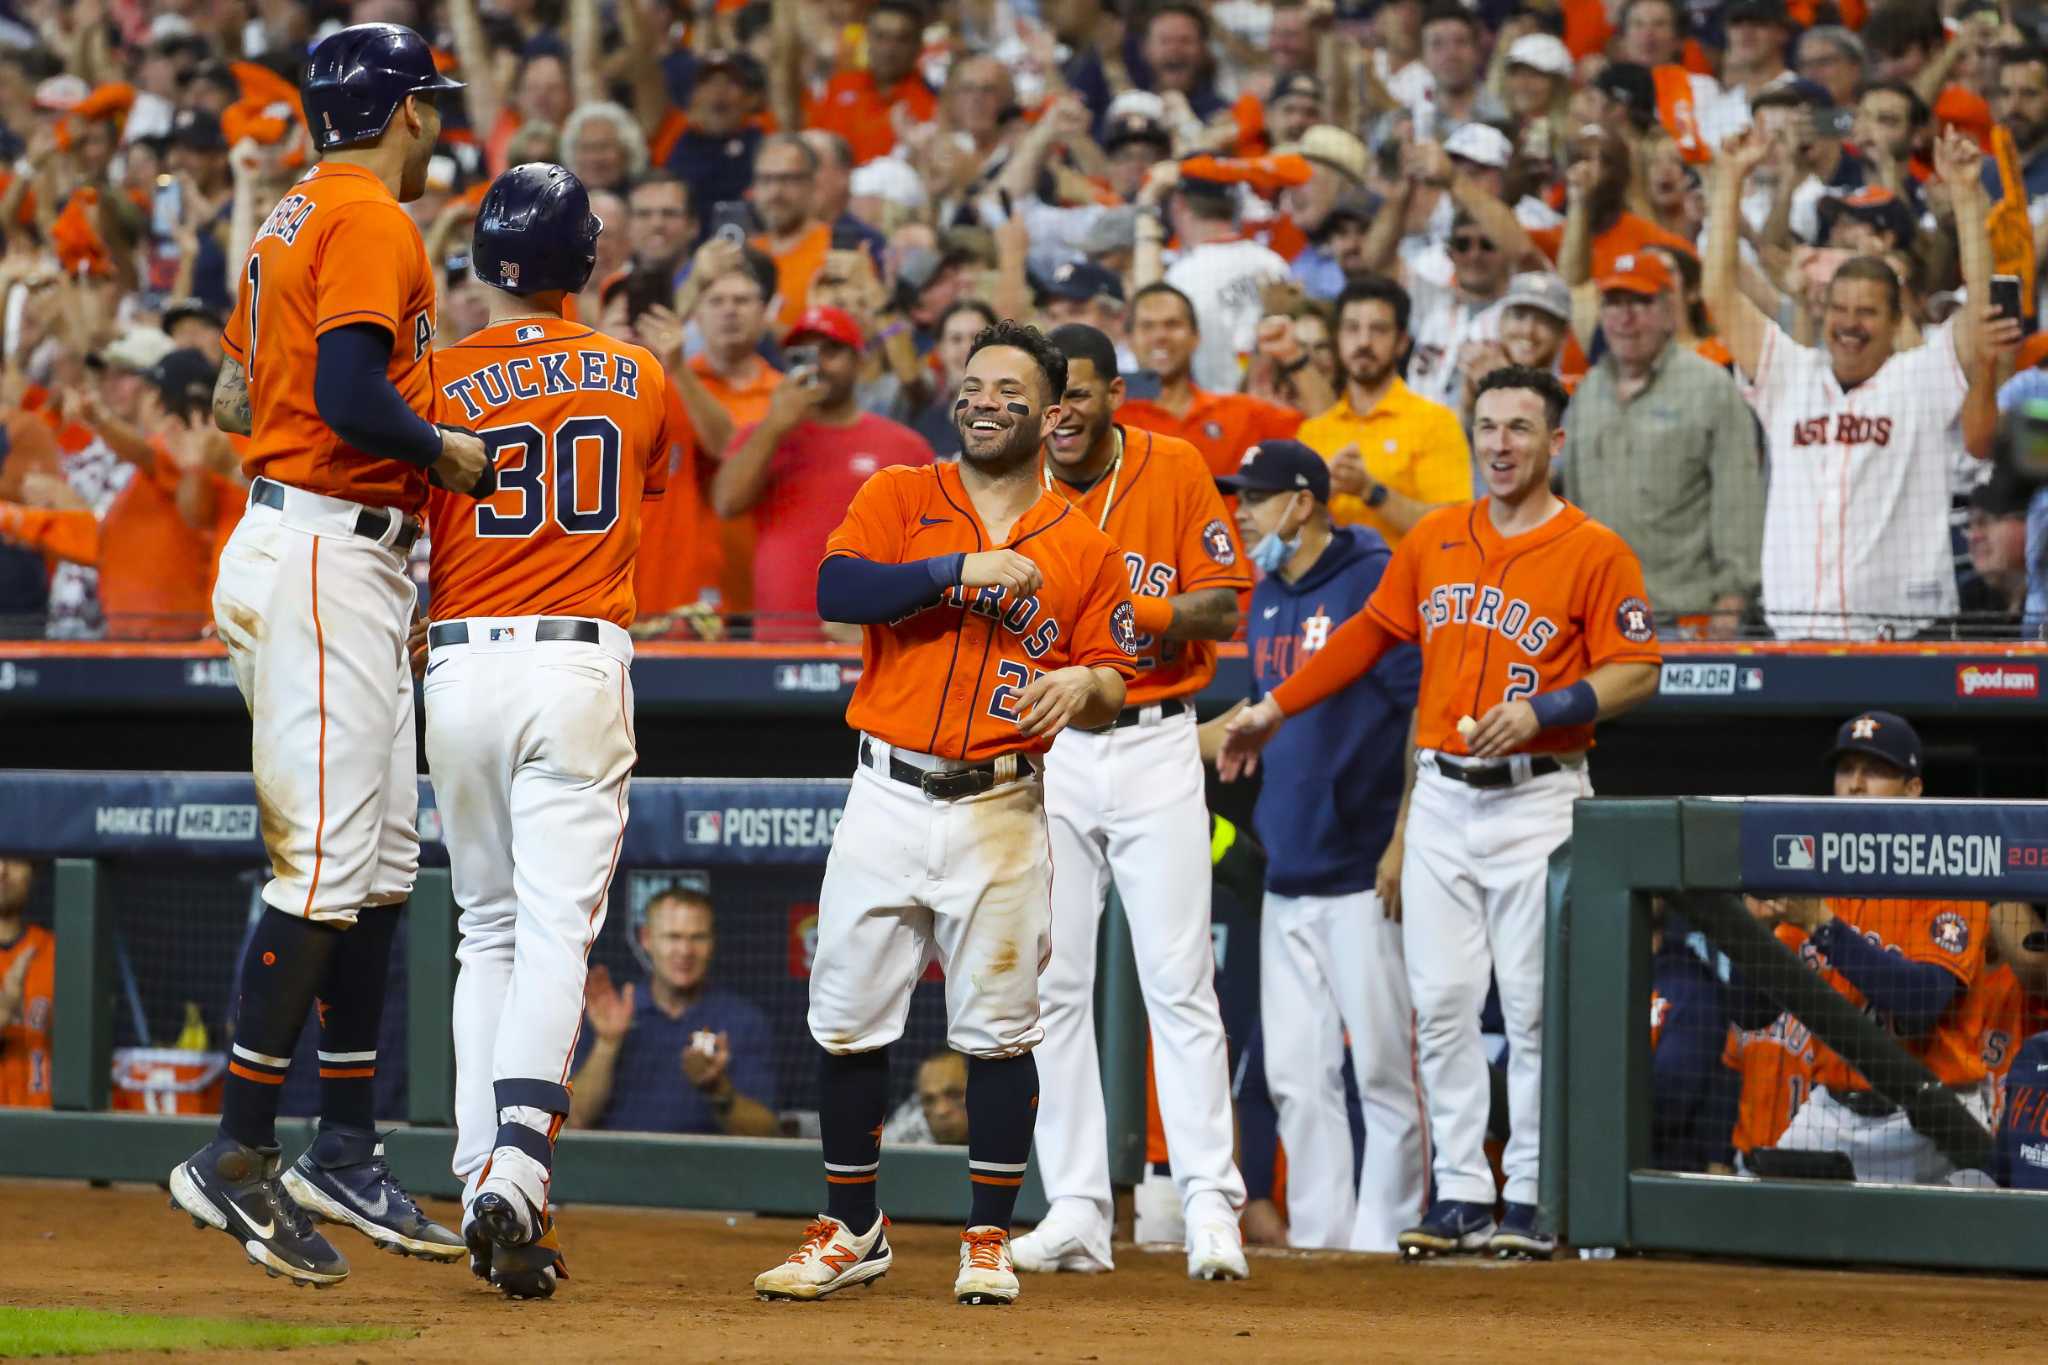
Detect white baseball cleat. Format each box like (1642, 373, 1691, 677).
(1009, 1213, 1114, 1273)
(954, 1226, 1020, 1306)
(1186, 1219, 1250, 1281)
(753, 1213, 892, 1301)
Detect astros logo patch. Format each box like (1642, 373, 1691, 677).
(1201, 518, 1236, 566)
(1615, 595, 1655, 644)
(1931, 911, 1970, 955)
(1110, 601, 1139, 656)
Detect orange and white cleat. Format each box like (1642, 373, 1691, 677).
(754, 1213, 892, 1301)
(954, 1226, 1019, 1306)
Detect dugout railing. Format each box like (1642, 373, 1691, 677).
(1547, 797, 2048, 1273)
(0, 771, 1160, 1224)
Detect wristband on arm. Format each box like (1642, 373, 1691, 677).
(1131, 595, 1173, 635)
(1527, 679, 1599, 729)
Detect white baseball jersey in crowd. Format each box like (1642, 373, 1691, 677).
(1165, 238, 1292, 392)
(1748, 319, 1970, 639)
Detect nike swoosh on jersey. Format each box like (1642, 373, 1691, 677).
(425, 659, 447, 676)
(228, 1200, 276, 1241)
(1440, 541, 1465, 550)
(1262, 606, 1279, 618)
(919, 515, 948, 526)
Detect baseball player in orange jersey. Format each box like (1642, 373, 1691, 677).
(421, 164, 670, 1300)
(168, 23, 489, 1287)
(1745, 712, 2003, 1185)
(1221, 365, 1662, 1259)
(0, 860, 54, 1109)
(754, 321, 1138, 1307)
(1722, 1001, 1820, 1164)
(1011, 323, 1253, 1281)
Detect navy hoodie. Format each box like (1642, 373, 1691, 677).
(1247, 526, 1421, 897)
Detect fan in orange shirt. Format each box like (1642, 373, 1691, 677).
(0, 859, 53, 1110)
(1527, 126, 1698, 283)
(1117, 283, 1302, 479)
(802, 1, 936, 165)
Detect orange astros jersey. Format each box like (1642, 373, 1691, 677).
(222, 162, 439, 513)
(1722, 1003, 1819, 1157)
(825, 460, 1139, 762)
(1044, 427, 1249, 705)
(0, 924, 54, 1108)
(1787, 899, 1991, 1092)
(427, 317, 671, 628)
(1364, 500, 1660, 755)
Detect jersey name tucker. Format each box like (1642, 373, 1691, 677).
(440, 351, 643, 419)
(1790, 414, 1893, 447)
(1417, 582, 1559, 656)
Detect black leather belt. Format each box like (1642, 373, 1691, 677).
(251, 476, 421, 551)
(1825, 1083, 1973, 1119)
(428, 619, 601, 648)
(860, 737, 1032, 800)
(1108, 698, 1187, 729)
(1434, 753, 1562, 790)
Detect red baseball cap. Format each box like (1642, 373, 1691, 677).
(782, 305, 863, 351)
(1598, 250, 1675, 298)
(1934, 84, 1993, 150)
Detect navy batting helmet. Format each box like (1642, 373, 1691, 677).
(301, 23, 464, 152)
(471, 163, 603, 296)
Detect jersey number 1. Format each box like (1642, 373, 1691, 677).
(475, 416, 623, 538)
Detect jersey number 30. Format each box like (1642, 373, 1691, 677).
(475, 417, 622, 538)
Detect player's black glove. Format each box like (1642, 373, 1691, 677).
(430, 424, 498, 499)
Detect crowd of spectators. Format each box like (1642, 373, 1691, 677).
(2, 0, 2048, 644)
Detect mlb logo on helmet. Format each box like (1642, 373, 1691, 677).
(1773, 834, 1815, 870)
(502, 261, 520, 287)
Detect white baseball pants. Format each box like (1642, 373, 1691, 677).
(807, 739, 1051, 1060)
(1401, 754, 1588, 1207)
(1036, 707, 1246, 1236)
(1261, 890, 1428, 1251)
(212, 485, 419, 924)
(1775, 1081, 1994, 1185)
(425, 617, 637, 1199)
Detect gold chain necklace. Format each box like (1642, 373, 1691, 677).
(1044, 429, 1123, 530)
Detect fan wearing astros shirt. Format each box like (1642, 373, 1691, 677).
(422, 163, 672, 1301)
(754, 320, 1136, 1309)
(1220, 365, 1662, 1261)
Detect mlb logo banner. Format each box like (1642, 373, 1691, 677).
(1773, 835, 1815, 870)
(685, 811, 723, 845)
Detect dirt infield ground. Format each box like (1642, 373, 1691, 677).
(7, 1178, 2044, 1363)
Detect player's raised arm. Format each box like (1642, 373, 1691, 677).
(1703, 127, 1774, 381)
(1935, 125, 1991, 376)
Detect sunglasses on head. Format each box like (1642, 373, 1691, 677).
(1450, 233, 1496, 253)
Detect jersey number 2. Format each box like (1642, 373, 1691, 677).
(1504, 664, 1539, 704)
(475, 416, 622, 538)
(987, 660, 1046, 724)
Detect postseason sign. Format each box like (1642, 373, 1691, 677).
(1739, 798, 2048, 899)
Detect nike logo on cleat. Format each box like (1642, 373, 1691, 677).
(229, 1202, 276, 1241)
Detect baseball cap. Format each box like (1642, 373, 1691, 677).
(167, 107, 226, 153)
(1593, 62, 1657, 126)
(161, 297, 224, 333)
(1080, 205, 1140, 257)
(88, 326, 177, 373)
(1102, 110, 1172, 154)
(1816, 186, 1917, 248)
(1934, 85, 1994, 149)
(782, 304, 864, 351)
(696, 50, 766, 92)
(1824, 710, 1921, 777)
(848, 157, 928, 213)
(1970, 467, 2033, 518)
(1502, 271, 1572, 323)
(1598, 250, 1675, 297)
(1298, 124, 1369, 184)
(1443, 122, 1512, 170)
(1036, 260, 1126, 305)
(143, 347, 218, 414)
(1215, 439, 1330, 502)
(1271, 72, 1325, 106)
(1724, 0, 1791, 26)
(1504, 32, 1573, 78)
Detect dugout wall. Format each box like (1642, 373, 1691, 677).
(1550, 798, 2048, 1272)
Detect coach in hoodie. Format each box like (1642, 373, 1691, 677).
(1202, 439, 1427, 1251)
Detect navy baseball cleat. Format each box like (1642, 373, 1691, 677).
(1397, 1200, 1498, 1259)
(467, 1192, 568, 1300)
(1489, 1202, 1557, 1260)
(169, 1134, 348, 1287)
(281, 1126, 465, 1261)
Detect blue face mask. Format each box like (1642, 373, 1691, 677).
(1249, 527, 1299, 574)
